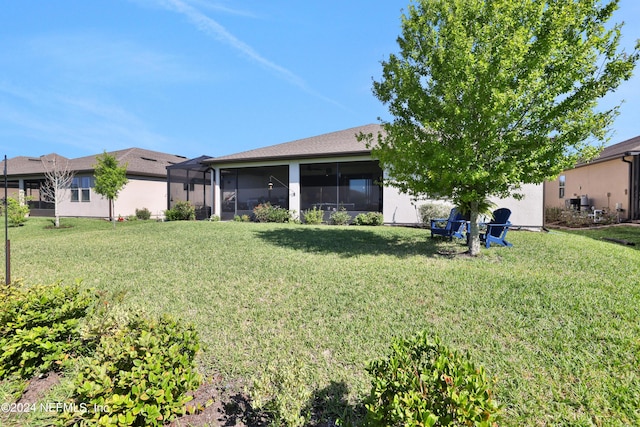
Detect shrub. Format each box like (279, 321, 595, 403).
(364, 330, 501, 427)
(233, 214, 250, 222)
(544, 207, 563, 224)
(135, 207, 152, 220)
(419, 203, 453, 225)
(0, 281, 94, 379)
(253, 203, 292, 223)
(249, 358, 312, 427)
(545, 207, 619, 228)
(209, 214, 221, 222)
(63, 314, 202, 426)
(0, 197, 30, 227)
(353, 212, 384, 226)
(165, 201, 196, 221)
(330, 208, 352, 225)
(303, 206, 324, 225)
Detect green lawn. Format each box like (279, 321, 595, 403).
(2, 218, 640, 425)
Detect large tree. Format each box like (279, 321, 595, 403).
(93, 151, 128, 224)
(363, 0, 638, 255)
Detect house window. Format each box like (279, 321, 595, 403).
(71, 176, 94, 202)
(558, 175, 565, 199)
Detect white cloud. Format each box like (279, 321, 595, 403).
(23, 33, 203, 86)
(149, 0, 345, 107)
(182, 0, 260, 18)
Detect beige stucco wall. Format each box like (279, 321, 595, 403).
(389, 183, 544, 227)
(544, 158, 629, 218)
(59, 177, 168, 219)
(384, 187, 545, 227)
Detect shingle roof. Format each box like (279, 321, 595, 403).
(575, 134, 640, 167)
(1, 148, 187, 178)
(205, 124, 383, 164)
(0, 153, 70, 176)
(70, 148, 187, 177)
(597, 135, 640, 160)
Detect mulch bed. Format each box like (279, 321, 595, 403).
(4, 371, 266, 427)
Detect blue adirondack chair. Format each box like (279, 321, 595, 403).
(480, 208, 513, 248)
(430, 208, 466, 240)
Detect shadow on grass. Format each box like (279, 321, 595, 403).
(221, 381, 365, 427)
(304, 380, 366, 427)
(254, 227, 467, 258)
(563, 225, 640, 250)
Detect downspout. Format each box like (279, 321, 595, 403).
(166, 168, 172, 211)
(621, 152, 637, 220)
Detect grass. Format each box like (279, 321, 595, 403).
(2, 217, 640, 425)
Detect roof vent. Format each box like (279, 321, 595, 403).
(140, 157, 157, 162)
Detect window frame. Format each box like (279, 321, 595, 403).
(70, 176, 93, 202)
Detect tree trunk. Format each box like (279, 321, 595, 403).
(468, 201, 481, 256)
(54, 188, 60, 228)
(110, 199, 115, 227)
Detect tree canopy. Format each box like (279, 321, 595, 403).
(93, 151, 128, 221)
(364, 0, 639, 254)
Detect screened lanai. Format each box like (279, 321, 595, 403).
(166, 156, 214, 220)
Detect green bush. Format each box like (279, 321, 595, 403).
(545, 207, 618, 227)
(353, 212, 384, 226)
(303, 206, 324, 225)
(0, 281, 94, 379)
(253, 203, 292, 223)
(165, 201, 196, 221)
(419, 203, 453, 225)
(63, 314, 202, 426)
(330, 208, 352, 225)
(209, 214, 221, 222)
(233, 214, 250, 222)
(135, 207, 152, 220)
(544, 207, 563, 224)
(249, 358, 312, 427)
(0, 197, 30, 226)
(364, 331, 501, 427)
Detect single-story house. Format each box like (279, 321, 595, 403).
(1, 148, 189, 219)
(184, 124, 543, 226)
(544, 135, 640, 221)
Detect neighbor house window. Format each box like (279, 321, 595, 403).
(558, 175, 566, 198)
(71, 176, 93, 202)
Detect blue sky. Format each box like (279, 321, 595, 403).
(1, 0, 639, 161)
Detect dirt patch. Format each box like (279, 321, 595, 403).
(437, 249, 474, 258)
(16, 372, 62, 406)
(169, 374, 267, 427)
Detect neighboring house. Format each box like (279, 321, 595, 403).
(1, 148, 188, 219)
(184, 124, 543, 226)
(544, 135, 640, 221)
